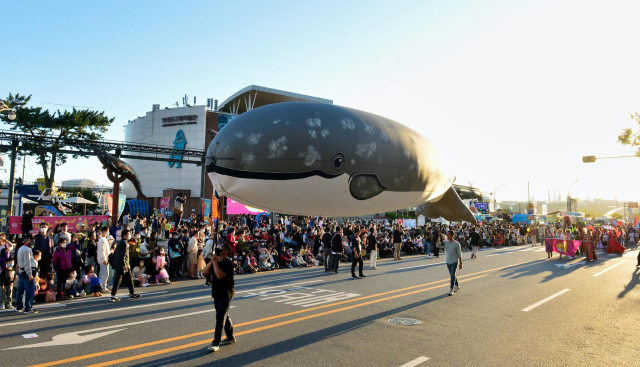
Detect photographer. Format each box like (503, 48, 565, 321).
(204, 242, 235, 353)
(173, 193, 187, 228)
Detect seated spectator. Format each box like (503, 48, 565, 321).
(292, 249, 308, 267)
(65, 270, 85, 298)
(278, 248, 293, 268)
(83, 265, 102, 297)
(132, 260, 149, 287)
(35, 272, 55, 302)
(243, 252, 259, 273)
(258, 248, 274, 271)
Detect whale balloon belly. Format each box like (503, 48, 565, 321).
(210, 172, 436, 217)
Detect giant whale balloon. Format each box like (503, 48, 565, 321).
(206, 102, 476, 223)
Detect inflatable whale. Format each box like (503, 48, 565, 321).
(206, 102, 475, 223)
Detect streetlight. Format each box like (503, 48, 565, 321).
(493, 184, 506, 213)
(583, 155, 637, 163)
(0, 101, 16, 120)
(567, 179, 579, 211)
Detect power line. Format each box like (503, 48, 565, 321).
(37, 101, 140, 111)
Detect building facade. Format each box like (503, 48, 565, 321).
(123, 106, 221, 200)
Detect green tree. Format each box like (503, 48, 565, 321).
(1, 93, 114, 189)
(611, 213, 623, 220)
(617, 112, 640, 155)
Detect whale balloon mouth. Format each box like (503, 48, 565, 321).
(207, 163, 341, 181)
(349, 173, 386, 200)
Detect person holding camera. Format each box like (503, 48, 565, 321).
(204, 242, 235, 353)
(173, 193, 187, 228)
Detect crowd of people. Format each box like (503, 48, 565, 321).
(1, 210, 638, 312)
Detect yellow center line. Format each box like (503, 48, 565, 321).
(87, 274, 489, 367)
(27, 258, 543, 367)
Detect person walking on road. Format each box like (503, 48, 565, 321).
(367, 227, 378, 270)
(443, 230, 462, 296)
(392, 225, 403, 260)
(321, 227, 333, 272)
(110, 229, 140, 302)
(204, 241, 236, 353)
(16, 235, 37, 313)
(350, 227, 366, 279)
(469, 227, 481, 259)
(330, 227, 344, 274)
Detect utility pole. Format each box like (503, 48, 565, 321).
(7, 141, 18, 216)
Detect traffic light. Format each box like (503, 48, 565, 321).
(582, 156, 596, 163)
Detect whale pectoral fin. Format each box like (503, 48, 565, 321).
(349, 174, 386, 200)
(417, 186, 477, 224)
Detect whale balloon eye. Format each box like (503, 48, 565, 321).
(332, 153, 345, 171)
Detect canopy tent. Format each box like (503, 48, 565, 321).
(60, 196, 97, 215)
(60, 197, 98, 205)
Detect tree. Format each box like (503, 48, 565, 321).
(611, 213, 623, 220)
(617, 112, 640, 155)
(1, 93, 115, 189)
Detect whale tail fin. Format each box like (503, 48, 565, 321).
(417, 186, 477, 224)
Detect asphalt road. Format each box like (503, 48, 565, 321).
(1, 243, 639, 367)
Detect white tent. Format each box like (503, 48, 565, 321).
(60, 196, 97, 215)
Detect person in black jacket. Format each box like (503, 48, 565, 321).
(330, 227, 344, 274)
(321, 227, 333, 272)
(34, 223, 54, 276)
(21, 210, 34, 237)
(350, 227, 366, 279)
(110, 229, 140, 302)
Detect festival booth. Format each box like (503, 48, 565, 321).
(122, 199, 150, 218)
(512, 214, 532, 224)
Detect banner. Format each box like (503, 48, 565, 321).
(545, 238, 581, 257)
(226, 198, 265, 215)
(202, 199, 212, 223)
(8, 215, 109, 235)
(105, 194, 126, 216)
(211, 196, 219, 220)
(159, 197, 171, 218)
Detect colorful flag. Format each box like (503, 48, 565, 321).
(634, 216, 638, 227)
(546, 238, 581, 257)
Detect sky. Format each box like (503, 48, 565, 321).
(2, 0, 640, 203)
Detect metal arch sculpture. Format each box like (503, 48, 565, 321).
(95, 149, 148, 225)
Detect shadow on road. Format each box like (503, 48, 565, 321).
(618, 268, 640, 298)
(127, 293, 449, 367)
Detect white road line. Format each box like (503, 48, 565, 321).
(0, 296, 211, 328)
(397, 262, 444, 270)
(3, 309, 217, 350)
(400, 356, 430, 367)
(235, 279, 324, 294)
(522, 289, 570, 312)
(66, 291, 170, 305)
(593, 261, 627, 277)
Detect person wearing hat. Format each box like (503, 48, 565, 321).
(16, 235, 37, 313)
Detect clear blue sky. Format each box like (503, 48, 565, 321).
(3, 1, 640, 203)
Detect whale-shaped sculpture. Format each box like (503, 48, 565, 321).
(206, 102, 475, 223)
(95, 150, 148, 201)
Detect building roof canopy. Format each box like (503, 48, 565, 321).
(217, 85, 332, 114)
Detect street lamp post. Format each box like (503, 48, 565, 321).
(493, 184, 506, 213)
(567, 179, 579, 212)
(0, 101, 17, 121)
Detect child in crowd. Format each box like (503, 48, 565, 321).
(155, 248, 171, 284)
(243, 252, 258, 273)
(1, 258, 15, 309)
(83, 265, 102, 297)
(35, 272, 55, 302)
(132, 260, 149, 287)
(196, 247, 205, 279)
(65, 270, 85, 298)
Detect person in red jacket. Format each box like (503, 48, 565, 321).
(225, 227, 237, 255)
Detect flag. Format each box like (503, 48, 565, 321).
(634, 216, 638, 227)
(616, 220, 623, 227)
